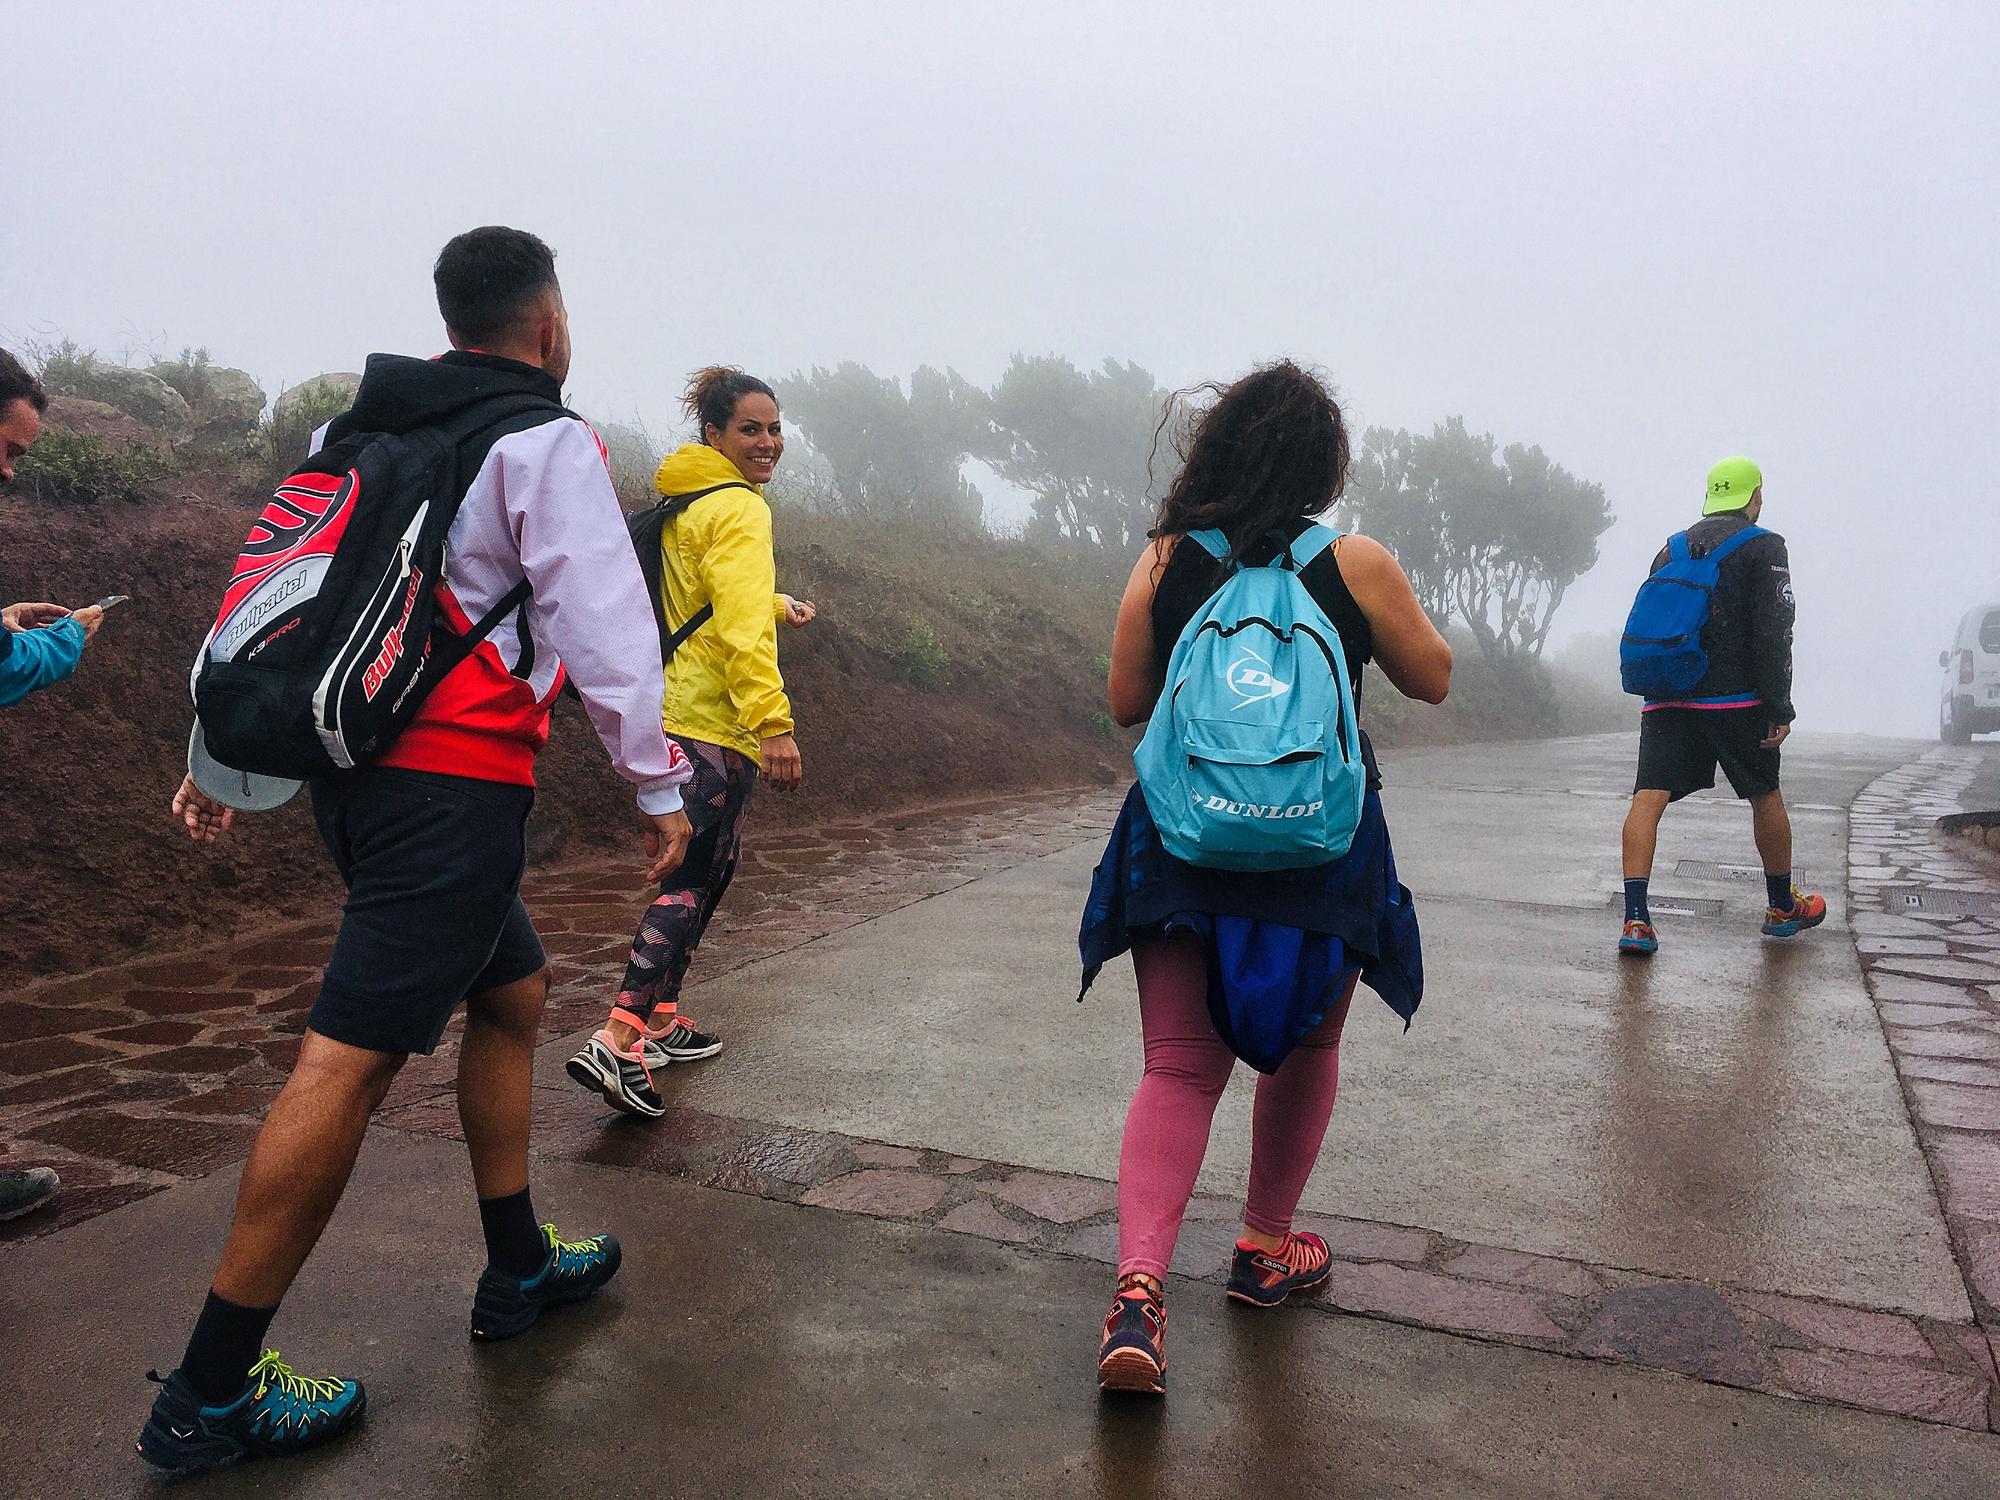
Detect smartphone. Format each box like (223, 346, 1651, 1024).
(91, 595, 130, 611)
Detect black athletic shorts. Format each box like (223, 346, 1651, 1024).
(307, 767, 546, 1055)
(1635, 706, 1782, 803)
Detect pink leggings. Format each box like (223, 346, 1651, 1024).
(1116, 932, 1354, 1281)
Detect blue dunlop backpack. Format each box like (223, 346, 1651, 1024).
(1617, 525, 1768, 698)
(1134, 525, 1366, 871)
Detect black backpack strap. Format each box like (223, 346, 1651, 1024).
(430, 578, 534, 680)
(663, 602, 715, 659)
(637, 481, 756, 660)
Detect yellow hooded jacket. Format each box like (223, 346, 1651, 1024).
(653, 442, 794, 763)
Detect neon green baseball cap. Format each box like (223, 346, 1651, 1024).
(1704, 455, 1763, 515)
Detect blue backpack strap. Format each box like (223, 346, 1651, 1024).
(1186, 528, 1230, 561)
(1703, 523, 1768, 565)
(1284, 523, 1340, 571)
(1667, 530, 1692, 563)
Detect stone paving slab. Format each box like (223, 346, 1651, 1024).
(1847, 747, 2000, 1426)
(0, 785, 1121, 1248)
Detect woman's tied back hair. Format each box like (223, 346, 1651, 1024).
(684, 366, 778, 443)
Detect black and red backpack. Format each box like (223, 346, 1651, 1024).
(192, 371, 563, 780)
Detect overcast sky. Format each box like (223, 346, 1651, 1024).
(8, 0, 1996, 734)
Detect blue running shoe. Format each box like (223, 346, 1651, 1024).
(1096, 1280, 1167, 1395)
(1226, 1230, 1333, 1308)
(1618, 919, 1659, 956)
(135, 1349, 365, 1476)
(470, 1222, 622, 1340)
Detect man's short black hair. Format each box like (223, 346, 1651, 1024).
(433, 226, 559, 345)
(0, 348, 49, 416)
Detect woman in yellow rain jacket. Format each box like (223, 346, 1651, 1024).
(567, 368, 814, 1116)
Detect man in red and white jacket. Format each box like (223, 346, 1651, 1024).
(143, 228, 689, 1476)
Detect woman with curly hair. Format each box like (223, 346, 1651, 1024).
(1082, 360, 1451, 1395)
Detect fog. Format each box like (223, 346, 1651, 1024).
(8, 0, 1995, 736)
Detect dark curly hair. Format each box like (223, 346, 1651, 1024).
(0, 347, 48, 416)
(684, 366, 777, 444)
(1150, 359, 1349, 562)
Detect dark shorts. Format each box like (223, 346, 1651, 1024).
(1635, 706, 1781, 802)
(308, 768, 545, 1055)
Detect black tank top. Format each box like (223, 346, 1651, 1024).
(1149, 518, 1381, 787)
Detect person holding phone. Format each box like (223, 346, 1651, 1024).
(0, 598, 108, 706)
(0, 347, 116, 1225)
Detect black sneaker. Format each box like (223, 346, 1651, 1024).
(565, 1032, 665, 1117)
(640, 1016, 724, 1068)
(136, 1350, 365, 1476)
(471, 1223, 623, 1340)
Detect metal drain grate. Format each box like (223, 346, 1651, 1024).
(1888, 887, 2000, 917)
(1674, 859, 1809, 888)
(1609, 893, 1724, 918)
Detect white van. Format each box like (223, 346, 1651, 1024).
(1940, 602, 2000, 742)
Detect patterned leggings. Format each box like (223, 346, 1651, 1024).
(614, 736, 757, 1021)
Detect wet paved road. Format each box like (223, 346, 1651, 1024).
(11, 1131, 2000, 1498)
(624, 731, 1965, 1317)
(11, 730, 2000, 1494)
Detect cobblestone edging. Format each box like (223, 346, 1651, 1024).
(1847, 747, 2000, 1424)
(366, 1089, 2000, 1433)
(0, 786, 1124, 1243)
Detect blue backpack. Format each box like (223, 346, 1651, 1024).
(1618, 525, 1768, 698)
(1134, 525, 1366, 871)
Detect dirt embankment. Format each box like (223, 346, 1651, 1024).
(0, 488, 1130, 987)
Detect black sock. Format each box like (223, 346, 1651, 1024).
(478, 1187, 546, 1277)
(1766, 871, 1793, 910)
(1623, 878, 1650, 924)
(180, 1290, 278, 1405)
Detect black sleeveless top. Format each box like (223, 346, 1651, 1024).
(1150, 518, 1381, 788)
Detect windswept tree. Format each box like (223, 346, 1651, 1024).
(982, 355, 1166, 551)
(1342, 416, 1611, 663)
(1343, 425, 1452, 619)
(777, 362, 988, 526)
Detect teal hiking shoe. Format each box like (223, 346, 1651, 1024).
(136, 1349, 365, 1476)
(470, 1222, 622, 1340)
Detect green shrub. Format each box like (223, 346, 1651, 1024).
(892, 618, 949, 687)
(1091, 710, 1124, 741)
(13, 427, 176, 504)
(30, 338, 94, 397)
(152, 346, 219, 410)
(265, 378, 359, 481)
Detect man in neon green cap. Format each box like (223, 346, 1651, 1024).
(1617, 455, 1825, 955)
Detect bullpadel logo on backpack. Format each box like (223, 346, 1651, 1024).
(360, 571, 425, 701)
